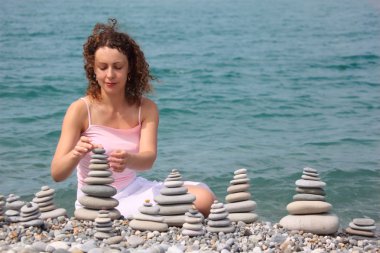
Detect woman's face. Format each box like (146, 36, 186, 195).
(94, 46, 129, 96)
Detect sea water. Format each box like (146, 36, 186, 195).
(0, 0, 379, 226)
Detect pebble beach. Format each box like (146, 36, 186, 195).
(1, 216, 379, 253)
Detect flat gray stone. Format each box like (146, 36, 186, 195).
(21, 202, 39, 213)
(301, 175, 321, 181)
(37, 199, 54, 207)
(349, 222, 376, 231)
(78, 196, 118, 209)
(133, 213, 164, 222)
(185, 216, 203, 223)
(345, 227, 375, 237)
(183, 222, 203, 230)
(92, 148, 106, 154)
(206, 225, 235, 233)
(6, 200, 26, 210)
(293, 194, 326, 201)
(91, 154, 108, 159)
(207, 219, 231, 227)
(303, 167, 318, 173)
(353, 218, 375, 226)
(39, 204, 56, 212)
(211, 202, 224, 209)
(74, 208, 121, 220)
(84, 176, 114, 185)
(303, 171, 319, 177)
(208, 212, 228, 220)
(230, 178, 249, 185)
(234, 168, 247, 175)
(296, 187, 325, 195)
(295, 179, 326, 188)
(105, 235, 123, 245)
(95, 217, 112, 224)
(228, 212, 258, 223)
(225, 192, 251, 203)
(182, 229, 205, 236)
(158, 204, 193, 215)
(33, 195, 54, 203)
(139, 204, 160, 215)
(129, 220, 168, 232)
(210, 207, 226, 214)
(287, 201, 332, 215)
(154, 193, 195, 205)
(227, 183, 250, 194)
(160, 186, 188, 196)
(163, 181, 184, 188)
(94, 231, 110, 239)
(35, 188, 55, 198)
(90, 159, 108, 164)
(21, 219, 44, 227)
(40, 208, 67, 220)
(225, 200, 256, 213)
(81, 185, 117, 198)
(233, 173, 247, 180)
(89, 164, 110, 170)
(88, 170, 112, 177)
(162, 215, 186, 227)
(279, 213, 339, 235)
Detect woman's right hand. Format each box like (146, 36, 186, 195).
(71, 136, 95, 158)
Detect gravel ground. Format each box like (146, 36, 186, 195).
(0, 217, 379, 253)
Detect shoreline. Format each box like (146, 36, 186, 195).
(1, 217, 379, 253)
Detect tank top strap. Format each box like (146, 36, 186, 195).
(80, 97, 92, 126)
(138, 105, 142, 125)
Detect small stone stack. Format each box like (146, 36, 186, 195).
(346, 218, 376, 237)
(0, 195, 5, 223)
(154, 169, 196, 226)
(94, 210, 114, 240)
(225, 168, 258, 224)
(19, 202, 44, 227)
(33, 186, 67, 220)
(5, 194, 25, 223)
(279, 167, 339, 235)
(182, 206, 205, 236)
(206, 200, 235, 233)
(129, 199, 168, 232)
(75, 148, 121, 220)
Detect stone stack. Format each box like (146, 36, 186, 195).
(33, 186, 67, 220)
(94, 210, 114, 240)
(206, 200, 235, 233)
(75, 148, 121, 220)
(182, 206, 205, 236)
(5, 194, 25, 223)
(129, 199, 168, 232)
(154, 169, 196, 226)
(279, 167, 339, 235)
(225, 168, 258, 224)
(346, 218, 376, 237)
(19, 202, 44, 227)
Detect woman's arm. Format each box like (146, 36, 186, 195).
(51, 100, 93, 181)
(108, 98, 159, 172)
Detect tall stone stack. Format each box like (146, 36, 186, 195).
(129, 199, 168, 232)
(33, 186, 67, 220)
(74, 148, 121, 220)
(94, 210, 114, 240)
(5, 194, 25, 223)
(154, 169, 196, 227)
(206, 200, 235, 233)
(182, 206, 205, 236)
(279, 167, 339, 235)
(224, 168, 258, 224)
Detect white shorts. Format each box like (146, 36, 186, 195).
(75, 176, 210, 217)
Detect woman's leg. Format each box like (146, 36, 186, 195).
(186, 185, 216, 217)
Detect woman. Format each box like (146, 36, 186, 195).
(51, 19, 215, 217)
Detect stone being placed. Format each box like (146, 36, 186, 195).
(345, 218, 376, 237)
(154, 169, 196, 226)
(224, 168, 258, 223)
(5, 194, 25, 223)
(94, 210, 114, 240)
(33, 186, 67, 220)
(182, 206, 205, 237)
(19, 202, 44, 227)
(206, 200, 235, 233)
(129, 199, 168, 232)
(279, 167, 339, 235)
(74, 148, 121, 221)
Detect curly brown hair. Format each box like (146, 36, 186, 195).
(83, 18, 153, 105)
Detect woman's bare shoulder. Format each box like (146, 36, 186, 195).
(141, 97, 159, 120)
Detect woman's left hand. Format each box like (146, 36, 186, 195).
(108, 150, 130, 173)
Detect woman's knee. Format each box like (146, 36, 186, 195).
(186, 185, 216, 217)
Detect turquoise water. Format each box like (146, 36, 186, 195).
(0, 0, 379, 226)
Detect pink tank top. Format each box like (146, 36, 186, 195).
(77, 98, 141, 190)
